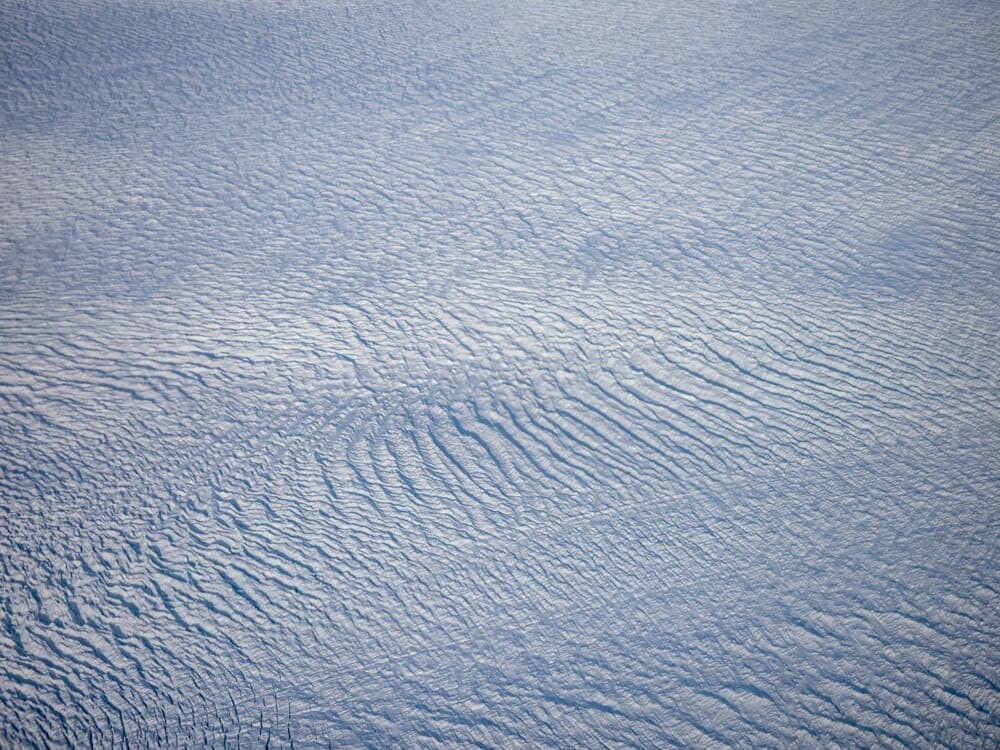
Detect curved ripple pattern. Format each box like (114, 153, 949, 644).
(1, 0, 998, 747)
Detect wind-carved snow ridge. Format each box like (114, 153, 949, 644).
(1, 0, 998, 746)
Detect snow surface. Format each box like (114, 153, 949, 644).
(1, 0, 998, 746)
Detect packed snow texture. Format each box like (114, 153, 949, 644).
(1, 0, 998, 746)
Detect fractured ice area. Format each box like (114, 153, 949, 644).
(1, 0, 998, 746)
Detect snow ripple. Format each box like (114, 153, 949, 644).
(1, 0, 998, 746)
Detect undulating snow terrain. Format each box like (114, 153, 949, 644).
(1, 0, 998, 746)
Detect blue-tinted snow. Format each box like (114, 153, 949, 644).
(1, 0, 998, 746)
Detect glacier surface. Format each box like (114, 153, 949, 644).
(1, 0, 998, 746)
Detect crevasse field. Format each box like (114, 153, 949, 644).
(1, 0, 998, 746)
